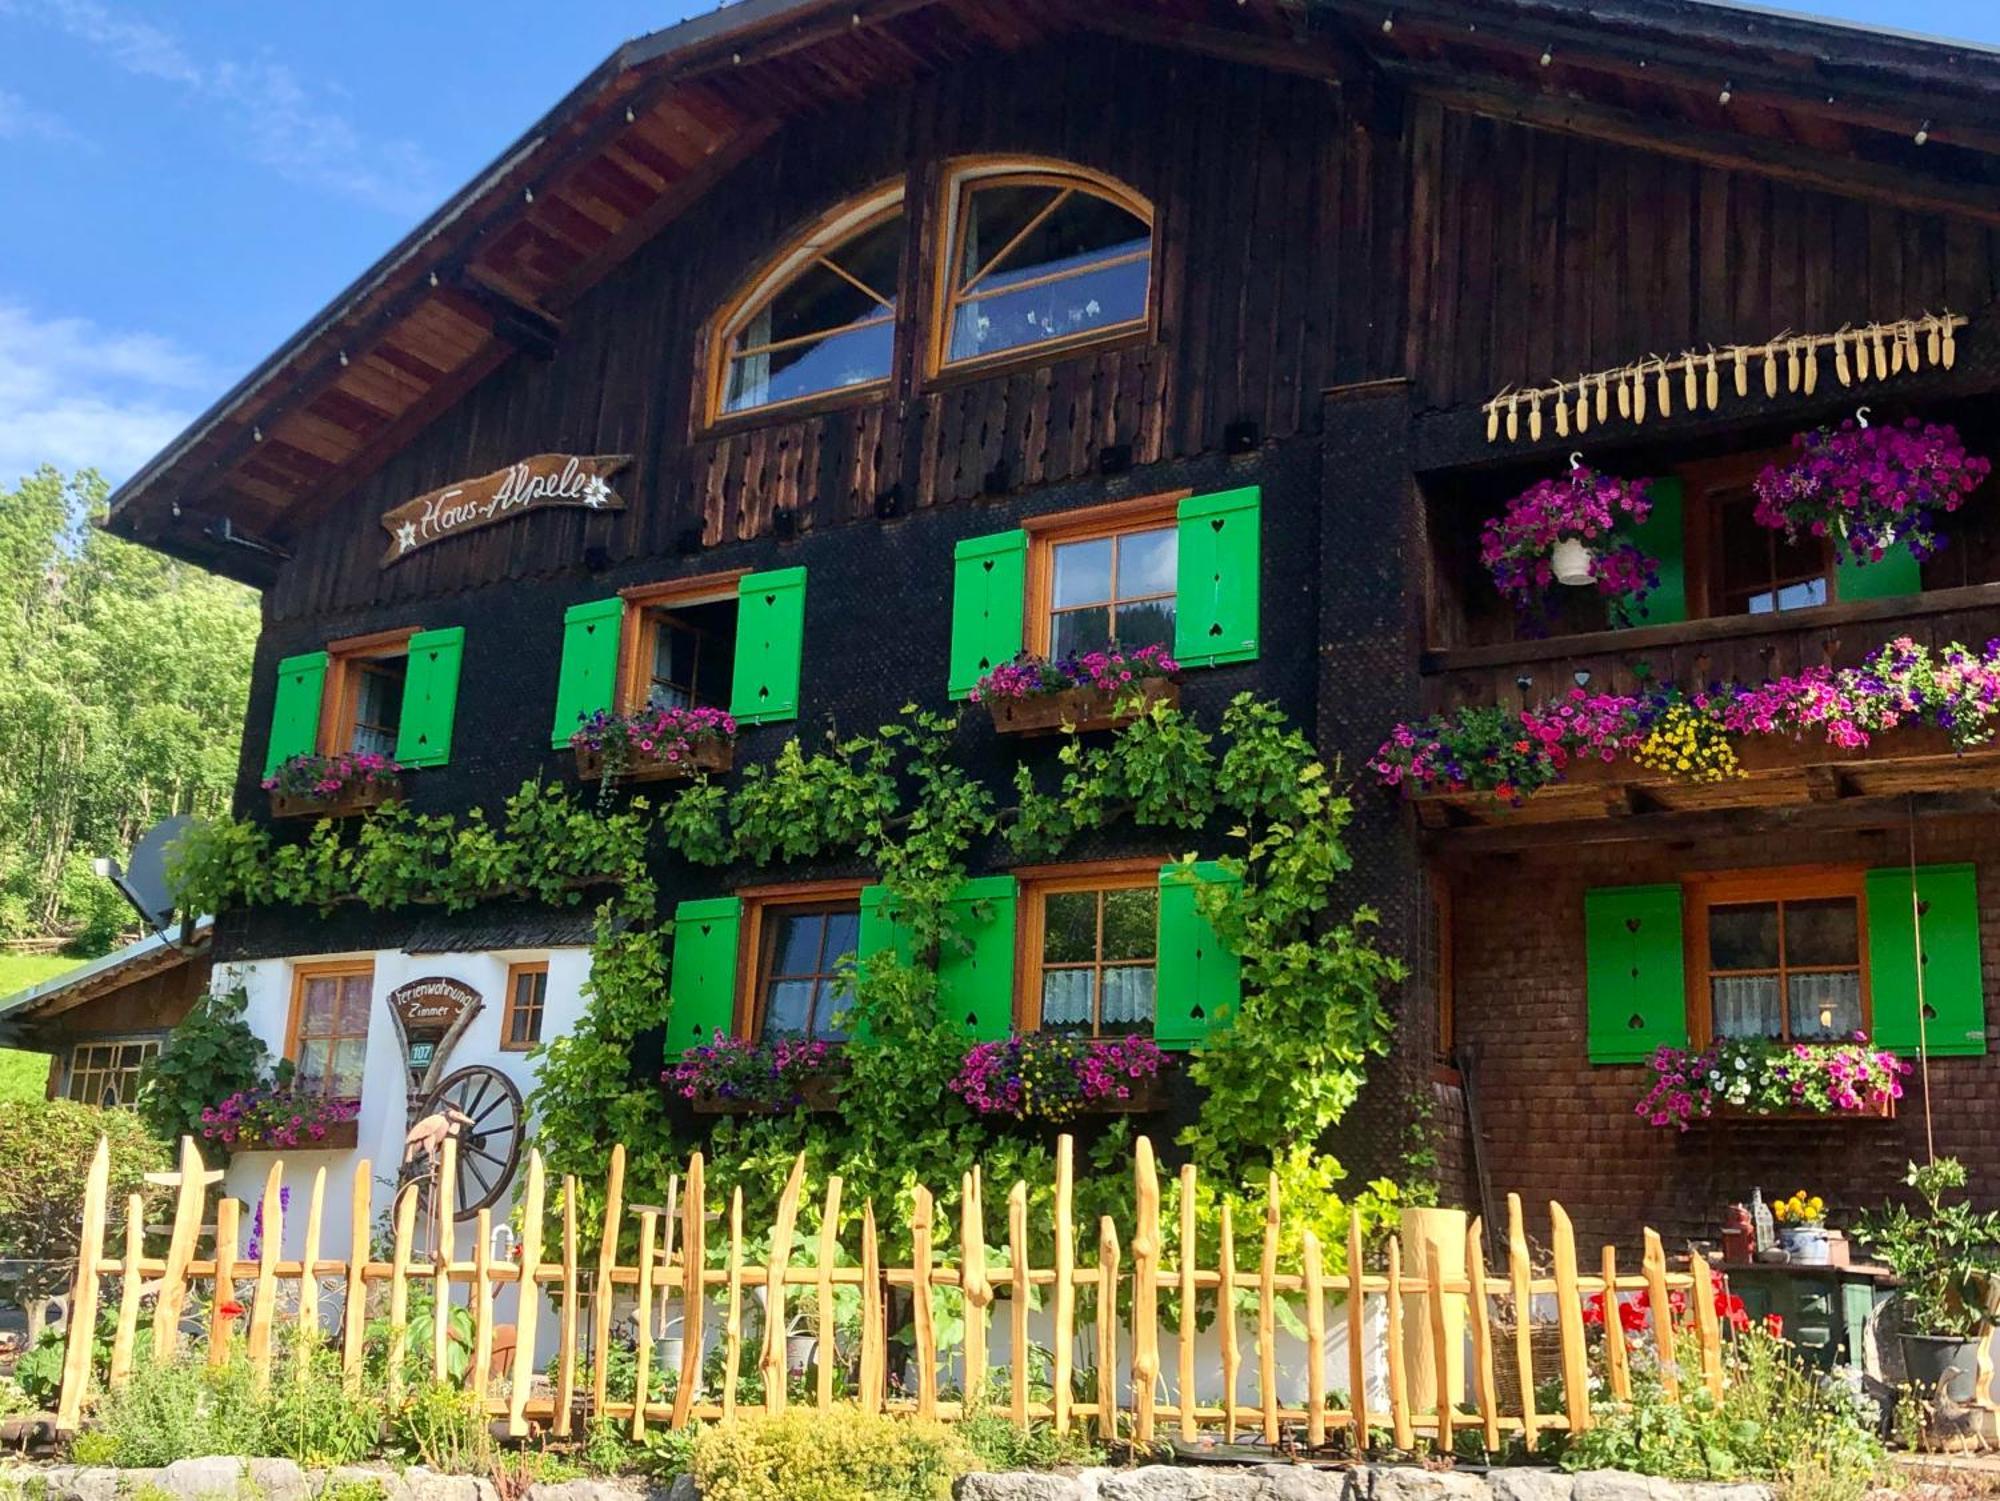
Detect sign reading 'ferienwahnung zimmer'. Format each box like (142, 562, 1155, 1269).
(379, 454, 630, 567)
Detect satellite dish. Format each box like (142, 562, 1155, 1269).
(99, 815, 191, 935)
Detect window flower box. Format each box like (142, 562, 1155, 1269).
(950, 1034, 1167, 1123)
(1637, 1035, 1907, 1131)
(263, 752, 404, 821)
(201, 1088, 362, 1152)
(974, 646, 1180, 737)
(570, 706, 737, 784)
(664, 1033, 842, 1115)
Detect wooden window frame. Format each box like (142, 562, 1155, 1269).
(318, 627, 419, 757)
(927, 159, 1156, 384)
(63, 1036, 164, 1108)
(702, 183, 907, 431)
(1684, 865, 1871, 1047)
(284, 960, 375, 1102)
(737, 880, 866, 1042)
(615, 571, 748, 715)
(1023, 492, 1187, 657)
(1014, 857, 1163, 1035)
(501, 961, 550, 1052)
(1677, 449, 1836, 621)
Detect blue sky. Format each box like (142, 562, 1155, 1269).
(2, 0, 1996, 488)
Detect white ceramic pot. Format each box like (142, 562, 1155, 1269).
(1551, 537, 1596, 585)
(1779, 1225, 1829, 1265)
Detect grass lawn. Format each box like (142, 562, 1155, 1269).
(0, 952, 77, 1103)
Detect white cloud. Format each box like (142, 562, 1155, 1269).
(0, 301, 217, 487)
(0, 0, 439, 214)
(0, 87, 82, 145)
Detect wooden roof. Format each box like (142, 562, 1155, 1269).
(102, 0, 2000, 585)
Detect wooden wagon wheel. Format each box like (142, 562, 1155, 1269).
(414, 1065, 525, 1221)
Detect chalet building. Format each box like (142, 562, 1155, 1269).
(101, 0, 2000, 1259)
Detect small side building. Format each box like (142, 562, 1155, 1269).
(0, 923, 212, 1107)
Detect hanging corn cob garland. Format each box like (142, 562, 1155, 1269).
(1481, 312, 1968, 445)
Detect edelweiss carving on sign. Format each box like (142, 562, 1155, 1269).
(379, 453, 631, 567)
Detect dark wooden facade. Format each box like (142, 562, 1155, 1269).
(108, 0, 2000, 1230)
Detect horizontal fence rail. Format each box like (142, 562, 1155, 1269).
(55, 1134, 1725, 1443)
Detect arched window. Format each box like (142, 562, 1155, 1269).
(934, 162, 1153, 371)
(712, 186, 906, 420)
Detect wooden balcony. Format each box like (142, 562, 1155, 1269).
(1410, 583, 2000, 848)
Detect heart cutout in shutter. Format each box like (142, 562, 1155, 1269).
(982, 560, 996, 575)
(1625, 917, 1642, 933)
(1918, 899, 1933, 916)
(964, 1012, 978, 1029)
(1211, 518, 1225, 534)
(1923, 1002, 1939, 1019)
(1628, 1013, 1646, 1030)
(765, 593, 777, 606)
(1189, 1003, 1205, 1021)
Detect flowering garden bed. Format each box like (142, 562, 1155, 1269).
(973, 646, 1179, 736)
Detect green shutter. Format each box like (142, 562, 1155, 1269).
(1156, 861, 1242, 1050)
(1174, 488, 1260, 668)
(939, 876, 1017, 1040)
(730, 567, 807, 726)
(948, 531, 1028, 699)
(1584, 884, 1688, 1063)
(551, 597, 623, 748)
(1624, 477, 1687, 626)
(265, 650, 329, 776)
(395, 627, 464, 768)
(669, 897, 742, 1050)
(1866, 864, 1986, 1056)
(1836, 539, 1924, 603)
(851, 884, 915, 1044)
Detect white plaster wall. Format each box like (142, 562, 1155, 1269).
(215, 945, 590, 1359)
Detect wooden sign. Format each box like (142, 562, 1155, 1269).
(386, 976, 484, 1102)
(380, 453, 630, 567)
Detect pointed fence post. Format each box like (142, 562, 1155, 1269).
(149, 1136, 222, 1365)
(342, 1159, 372, 1390)
(960, 1170, 988, 1414)
(1130, 1139, 1161, 1446)
(508, 1151, 546, 1437)
(1549, 1201, 1591, 1434)
(208, 1196, 239, 1370)
(111, 1192, 146, 1388)
(54, 1137, 110, 1432)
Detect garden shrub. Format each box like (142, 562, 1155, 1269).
(692, 1407, 974, 1501)
(392, 1380, 491, 1474)
(258, 1343, 382, 1466)
(83, 1356, 264, 1467)
(1559, 1327, 1883, 1500)
(958, 1411, 1104, 1472)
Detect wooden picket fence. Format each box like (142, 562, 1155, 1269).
(54, 1134, 1726, 1446)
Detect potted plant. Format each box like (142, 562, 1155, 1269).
(1479, 462, 1659, 626)
(972, 644, 1180, 736)
(1753, 415, 1990, 566)
(262, 750, 404, 819)
(1855, 1158, 2000, 1402)
(1772, 1189, 1831, 1265)
(948, 1034, 1166, 1123)
(570, 704, 737, 784)
(1635, 1036, 1907, 1129)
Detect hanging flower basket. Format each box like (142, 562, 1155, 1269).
(263, 752, 404, 820)
(570, 705, 737, 784)
(974, 646, 1180, 736)
(1480, 463, 1659, 626)
(1753, 415, 1989, 565)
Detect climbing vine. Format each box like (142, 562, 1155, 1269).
(167, 693, 1406, 1267)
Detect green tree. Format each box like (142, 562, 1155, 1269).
(0, 467, 258, 949)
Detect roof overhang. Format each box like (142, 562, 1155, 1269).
(101, 0, 2000, 585)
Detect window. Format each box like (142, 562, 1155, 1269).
(502, 962, 549, 1050)
(618, 575, 743, 713)
(322, 629, 416, 757)
(936, 164, 1152, 371)
(711, 188, 905, 420)
(1026, 494, 1181, 658)
(744, 889, 862, 1042)
(1688, 871, 1867, 1043)
(65, 1039, 160, 1108)
(1021, 869, 1158, 1035)
(287, 962, 373, 1102)
(1683, 453, 1833, 619)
